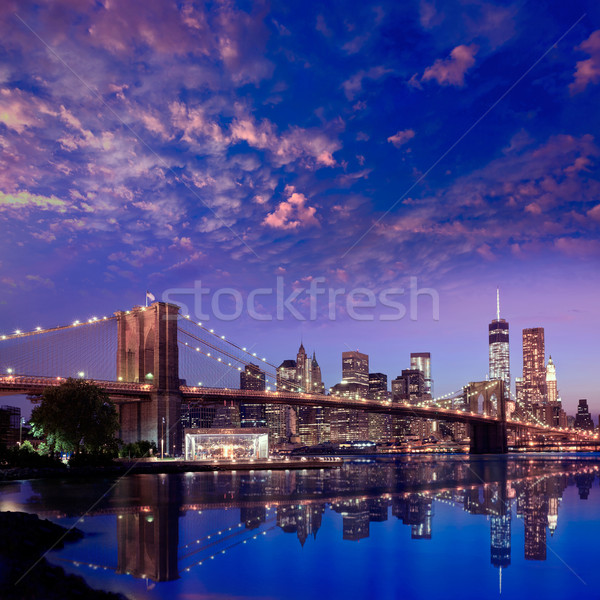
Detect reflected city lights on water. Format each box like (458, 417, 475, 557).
(2, 455, 600, 599)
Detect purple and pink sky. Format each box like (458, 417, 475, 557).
(1, 0, 600, 414)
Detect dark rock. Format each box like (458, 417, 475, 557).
(0, 511, 128, 599)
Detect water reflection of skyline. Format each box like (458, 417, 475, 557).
(6, 456, 600, 589)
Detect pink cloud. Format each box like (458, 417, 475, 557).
(169, 101, 228, 149)
(139, 109, 173, 141)
(587, 204, 600, 222)
(230, 114, 340, 168)
(263, 186, 319, 230)
(570, 30, 600, 94)
(87, 0, 212, 56)
(554, 237, 600, 258)
(422, 44, 478, 87)
(387, 128, 415, 148)
(341, 66, 392, 100)
(0, 89, 51, 133)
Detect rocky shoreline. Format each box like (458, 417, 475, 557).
(0, 511, 128, 599)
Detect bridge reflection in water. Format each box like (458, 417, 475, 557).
(3, 455, 598, 595)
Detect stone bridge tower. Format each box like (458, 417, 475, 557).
(465, 380, 507, 454)
(115, 302, 181, 453)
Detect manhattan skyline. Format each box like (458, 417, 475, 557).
(0, 1, 599, 411)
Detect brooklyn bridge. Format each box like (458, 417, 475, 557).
(0, 302, 595, 454)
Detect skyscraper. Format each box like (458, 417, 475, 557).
(342, 350, 369, 389)
(296, 343, 312, 393)
(240, 363, 266, 391)
(276, 359, 298, 392)
(240, 363, 266, 428)
(368, 373, 388, 401)
(522, 328, 546, 404)
(545, 356, 558, 403)
(574, 399, 594, 431)
(410, 353, 433, 397)
(489, 289, 510, 398)
(311, 352, 325, 394)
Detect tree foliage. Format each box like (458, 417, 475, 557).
(30, 379, 119, 455)
(0, 441, 64, 469)
(118, 440, 157, 458)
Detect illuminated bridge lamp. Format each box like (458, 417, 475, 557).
(145, 373, 154, 380)
(7, 368, 13, 374)
(78, 371, 85, 378)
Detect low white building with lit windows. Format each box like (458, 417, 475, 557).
(184, 428, 269, 460)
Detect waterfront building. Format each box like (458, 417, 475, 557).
(311, 352, 325, 394)
(273, 359, 300, 444)
(297, 406, 328, 445)
(329, 380, 369, 442)
(398, 369, 425, 404)
(391, 376, 407, 403)
(184, 428, 269, 460)
(276, 359, 298, 391)
(180, 403, 217, 430)
(489, 290, 510, 397)
(574, 399, 594, 431)
(368, 373, 392, 442)
(240, 363, 267, 428)
(265, 403, 289, 446)
(240, 362, 266, 391)
(0, 405, 21, 447)
(410, 352, 433, 397)
(545, 356, 558, 403)
(368, 373, 389, 400)
(296, 343, 312, 393)
(277, 345, 324, 395)
(522, 328, 546, 404)
(342, 350, 369, 390)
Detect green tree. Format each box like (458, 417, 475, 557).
(30, 378, 119, 455)
(118, 440, 157, 458)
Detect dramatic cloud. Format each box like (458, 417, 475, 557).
(387, 129, 415, 148)
(263, 186, 319, 230)
(570, 30, 600, 94)
(230, 114, 341, 167)
(422, 44, 478, 86)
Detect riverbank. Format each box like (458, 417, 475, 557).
(0, 511, 127, 599)
(0, 456, 342, 481)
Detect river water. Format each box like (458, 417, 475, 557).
(1, 454, 599, 599)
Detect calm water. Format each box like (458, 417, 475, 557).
(2, 455, 600, 599)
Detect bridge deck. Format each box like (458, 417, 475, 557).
(0, 375, 591, 438)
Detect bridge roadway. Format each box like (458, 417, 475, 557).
(0, 374, 592, 439)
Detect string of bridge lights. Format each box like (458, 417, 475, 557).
(179, 313, 276, 368)
(178, 314, 314, 394)
(177, 326, 280, 382)
(181, 526, 275, 573)
(177, 325, 304, 392)
(2, 309, 594, 434)
(179, 520, 248, 552)
(0, 315, 116, 340)
(178, 340, 281, 390)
